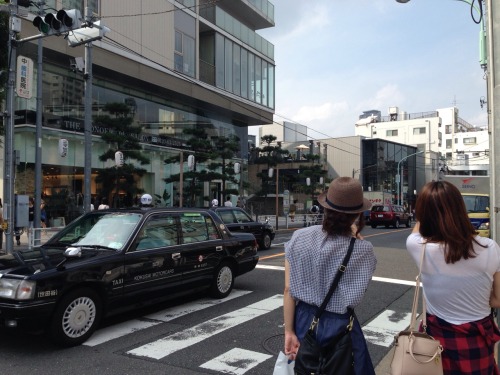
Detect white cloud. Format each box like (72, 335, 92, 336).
(270, 4, 331, 43)
(355, 84, 405, 115)
(292, 102, 335, 123)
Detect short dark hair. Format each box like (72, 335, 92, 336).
(322, 208, 361, 237)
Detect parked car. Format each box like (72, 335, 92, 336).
(370, 204, 411, 228)
(211, 206, 275, 250)
(0, 208, 258, 347)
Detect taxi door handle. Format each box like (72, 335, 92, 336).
(172, 253, 181, 260)
(216, 246, 223, 252)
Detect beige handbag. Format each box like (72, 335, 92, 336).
(390, 243, 444, 375)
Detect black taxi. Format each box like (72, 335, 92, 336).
(0, 208, 258, 346)
(210, 207, 276, 250)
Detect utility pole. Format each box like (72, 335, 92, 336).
(488, 0, 499, 242)
(4, 0, 18, 253)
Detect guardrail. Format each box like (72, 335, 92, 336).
(28, 227, 64, 248)
(259, 213, 323, 229)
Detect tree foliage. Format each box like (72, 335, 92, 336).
(163, 128, 241, 206)
(93, 103, 148, 207)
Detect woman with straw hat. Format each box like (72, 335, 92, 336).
(283, 177, 376, 374)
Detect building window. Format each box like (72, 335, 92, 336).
(446, 139, 452, 149)
(445, 125, 451, 134)
(473, 152, 480, 157)
(463, 137, 477, 145)
(446, 152, 452, 160)
(174, 31, 195, 77)
(386, 129, 398, 137)
(455, 138, 458, 144)
(413, 127, 426, 135)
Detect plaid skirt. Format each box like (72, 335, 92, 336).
(425, 313, 500, 375)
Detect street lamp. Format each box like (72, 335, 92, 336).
(396, 151, 423, 206)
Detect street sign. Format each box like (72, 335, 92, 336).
(16, 55, 33, 99)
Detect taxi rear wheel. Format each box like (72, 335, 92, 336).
(49, 288, 102, 347)
(210, 262, 234, 299)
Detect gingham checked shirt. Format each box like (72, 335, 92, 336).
(285, 225, 376, 314)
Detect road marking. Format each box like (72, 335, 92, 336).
(83, 289, 251, 346)
(127, 294, 283, 360)
(363, 310, 412, 347)
(257, 265, 418, 286)
(200, 348, 272, 374)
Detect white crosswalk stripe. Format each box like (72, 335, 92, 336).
(200, 348, 273, 374)
(83, 289, 251, 346)
(80, 285, 410, 374)
(363, 310, 412, 347)
(127, 294, 283, 360)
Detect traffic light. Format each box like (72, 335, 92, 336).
(33, 9, 82, 35)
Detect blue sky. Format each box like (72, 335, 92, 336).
(251, 0, 488, 140)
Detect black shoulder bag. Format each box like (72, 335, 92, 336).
(294, 237, 356, 375)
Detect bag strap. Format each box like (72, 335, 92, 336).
(310, 237, 356, 330)
(410, 243, 427, 331)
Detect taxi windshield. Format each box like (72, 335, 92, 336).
(52, 212, 142, 250)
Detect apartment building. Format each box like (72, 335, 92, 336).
(354, 106, 489, 179)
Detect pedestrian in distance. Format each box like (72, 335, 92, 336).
(283, 177, 376, 375)
(407, 180, 500, 375)
(224, 196, 233, 207)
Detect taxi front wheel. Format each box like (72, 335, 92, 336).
(209, 262, 234, 299)
(49, 288, 102, 347)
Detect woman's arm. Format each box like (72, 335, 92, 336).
(490, 272, 500, 308)
(284, 259, 300, 359)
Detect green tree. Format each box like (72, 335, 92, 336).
(163, 127, 214, 206)
(94, 102, 149, 207)
(296, 163, 328, 204)
(254, 135, 289, 197)
(208, 135, 241, 197)
(163, 129, 242, 206)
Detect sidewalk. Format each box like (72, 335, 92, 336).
(375, 347, 395, 375)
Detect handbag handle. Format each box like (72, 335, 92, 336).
(408, 333, 443, 364)
(310, 237, 356, 331)
(410, 243, 427, 331)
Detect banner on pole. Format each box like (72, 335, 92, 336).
(16, 55, 34, 99)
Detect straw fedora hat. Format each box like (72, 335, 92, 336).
(317, 177, 372, 214)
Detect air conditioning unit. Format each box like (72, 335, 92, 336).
(389, 107, 398, 115)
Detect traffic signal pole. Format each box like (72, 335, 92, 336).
(4, 0, 19, 253)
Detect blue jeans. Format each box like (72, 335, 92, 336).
(294, 301, 375, 375)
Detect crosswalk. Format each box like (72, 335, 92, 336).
(81, 283, 412, 374)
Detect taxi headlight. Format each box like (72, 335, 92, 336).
(0, 279, 36, 300)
